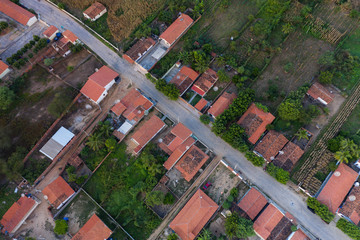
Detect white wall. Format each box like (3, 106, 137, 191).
(26, 16, 37, 27)
(96, 90, 107, 104)
(104, 79, 115, 91)
(0, 68, 11, 79)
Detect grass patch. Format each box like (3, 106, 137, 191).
(190, 94, 202, 106)
(341, 28, 360, 57)
(0, 185, 20, 218)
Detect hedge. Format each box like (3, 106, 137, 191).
(266, 163, 289, 184)
(307, 197, 334, 223)
(245, 151, 264, 167)
(337, 218, 360, 239)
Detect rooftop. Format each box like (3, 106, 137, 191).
(88, 66, 119, 87)
(0, 196, 37, 234)
(43, 25, 58, 38)
(317, 163, 358, 214)
(72, 214, 112, 240)
(0, 60, 9, 75)
(194, 98, 208, 112)
(169, 189, 218, 240)
(83, 2, 106, 20)
(42, 176, 75, 208)
(175, 145, 209, 181)
(124, 37, 156, 62)
(191, 69, 218, 96)
(237, 103, 275, 144)
(160, 13, 193, 46)
(238, 188, 268, 220)
(253, 204, 284, 240)
(307, 82, 334, 105)
(340, 186, 360, 225)
(273, 142, 304, 172)
(163, 137, 196, 170)
(0, 0, 36, 26)
(62, 29, 78, 44)
(254, 130, 288, 162)
(290, 229, 311, 240)
(208, 92, 237, 118)
(169, 66, 199, 95)
(80, 79, 105, 102)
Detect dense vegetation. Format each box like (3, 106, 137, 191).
(337, 218, 360, 239)
(266, 163, 289, 184)
(307, 197, 334, 223)
(225, 212, 254, 239)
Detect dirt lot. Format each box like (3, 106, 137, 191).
(252, 31, 334, 108)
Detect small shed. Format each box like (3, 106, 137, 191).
(40, 127, 75, 160)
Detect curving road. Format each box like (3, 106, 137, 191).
(20, 1, 349, 239)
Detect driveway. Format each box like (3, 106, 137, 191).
(20, 1, 350, 239)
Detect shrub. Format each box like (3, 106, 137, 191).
(167, 233, 178, 240)
(266, 163, 289, 184)
(225, 212, 254, 239)
(163, 192, 175, 205)
(0, 86, 15, 111)
(75, 175, 88, 185)
(146, 191, 165, 207)
(278, 99, 302, 121)
(57, 3, 66, 10)
(145, 73, 157, 83)
(254, 102, 268, 112)
(307, 197, 334, 223)
(245, 151, 264, 167)
(230, 187, 239, 198)
(319, 71, 333, 84)
(33, 35, 40, 41)
(67, 66, 74, 72)
(0, 21, 8, 30)
(70, 43, 83, 53)
(30, 40, 35, 45)
(327, 136, 343, 152)
(337, 218, 360, 239)
(223, 200, 231, 209)
(200, 114, 210, 124)
(227, 195, 234, 202)
(44, 58, 54, 66)
(328, 161, 338, 172)
(155, 79, 179, 100)
(349, 10, 360, 19)
(218, 69, 230, 82)
(291, 225, 297, 232)
(28, 53, 33, 59)
(54, 219, 68, 235)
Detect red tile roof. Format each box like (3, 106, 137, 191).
(208, 92, 237, 118)
(254, 131, 288, 162)
(0, 0, 36, 26)
(170, 66, 199, 95)
(42, 176, 75, 208)
(62, 30, 78, 44)
(307, 82, 334, 105)
(131, 115, 165, 153)
(273, 142, 304, 172)
(83, 2, 106, 20)
(194, 98, 208, 111)
(89, 66, 118, 87)
(238, 188, 268, 220)
(290, 229, 310, 240)
(317, 163, 358, 214)
(160, 13, 193, 46)
(0, 60, 9, 75)
(80, 79, 105, 102)
(175, 145, 209, 181)
(191, 69, 218, 96)
(171, 123, 192, 143)
(72, 214, 112, 240)
(0, 196, 37, 234)
(43, 25, 58, 38)
(169, 189, 218, 240)
(124, 37, 155, 62)
(111, 89, 153, 122)
(253, 204, 284, 240)
(237, 103, 275, 144)
(164, 137, 196, 170)
(340, 186, 360, 225)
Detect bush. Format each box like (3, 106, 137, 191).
(337, 218, 360, 239)
(266, 163, 289, 184)
(163, 192, 175, 205)
(146, 191, 165, 207)
(327, 136, 343, 152)
(245, 151, 264, 167)
(200, 114, 210, 124)
(44, 58, 54, 66)
(278, 99, 302, 121)
(167, 233, 178, 240)
(70, 43, 83, 53)
(291, 225, 297, 232)
(349, 10, 360, 19)
(67, 66, 74, 72)
(75, 175, 88, 185)
(319, 71, 333, 84)
(57, 3, 66, 10)
(33, 35, 40, 41)
(223, 200, 231, 209)
(328, 161, 338, 172)
(230, 187, 238, 198)
(0, 86, 15, 111)
(155, 79, 179, 100)
(227, 195, 234, 202)
(54, 219, 68, 235)
(28, 53, 33, 59)
(307, 197, 334, 223)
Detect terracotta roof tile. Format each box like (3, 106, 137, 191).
(68, 155, 83, 168)
(0, 196, 37, 234)
(238, 188, 268, 220)
(171, 123, 192, 141)
(317, 163, 358, 214)
(253, 204, 284, 240)
(175, 145, 209, 182)
(111, 102, 127, 116)
(80, 79, 105, 102)
(83, 2, 106, 20)
(124, 37, 155, 62)
(169, 189, 218, 240)
(62, 30, 78, 44)
(254, 131, 288, 162)
(307, 82, 334, 105)
(88, 66, 118, 87)
(273, 142, 304, 172)
(163, 137, 196, 170)
(170, 66, 199, 95)
(194, 98, 208, 111)
(191, 69, 218, 96)
(42, 176, 75, 208)
(237, 103, 275, 144)
(0, 60, 9, 75)
(72, 214, 112, 240)
(131, 115, 165, 153)
(0, 0, 36, 26)
(208, 92, 237, 118)
(160, 14, 193, 46)
(340, 186, 360, 225)
(290, 229, 310, 240)
(43, 25, 58, 38)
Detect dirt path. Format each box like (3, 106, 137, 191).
(148, 157, 221, 240)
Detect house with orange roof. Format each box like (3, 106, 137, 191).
(80, 66, 119, 104)
(339, 185, 360, 225)
(238, 188, 268, 220)
(42, 176, 75, 209)
(317, 163, 358, 214)
(288, 229, 311, 240)
(237, 103, 275, 144)
(254, 130, 288, 162)
(160, 13, 194, 48)
(0, 0, 37, 26)
(71, 214, 112, 240)
(52, 30, 79, 57)
(169, 66, 199, 96)
(0, 195, 39, 235)
(43, 25, 59, 40)
(123, 37, 156, 64)
(0, 60, 11, 79)
(169, 189, 218, 240)
(194, 98, 208, 112)
(131, 115, 166, 154)
(208, 92, 237, 118)
(273, 142, 304, 172)
(62, 30, 79, 44)
(83, 2, 107, 21)
(191, 68, 218, 97)
(175, 145, 209, 182)
(307, 82, 334, 105)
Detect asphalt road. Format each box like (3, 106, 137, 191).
(20, 1, 350, 239)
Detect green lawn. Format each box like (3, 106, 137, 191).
(0, 185, 20, 218)
(340, 103, 360, 144)
(342, 28, 360, 57)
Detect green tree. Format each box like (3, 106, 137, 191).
(86, 133, 104, 151)
(217, 69, 230, 82)
(54, 219, 68, 235)
(167, 233, 178, 240)
(318, 71, 333, 84)
(146, 191, 165, 207)
(197, 229, 213, 240)
(0, 86, 15, 111)
(278, 99, 302, 121)
(105, 138, 117, 152)
(200, 114, 211, 124)
(282, 23, 294, 34)
(337, 218, 360, 239)
(192, 51, 209, 73)
(163, 192, 175, 205)
(44, 58, 54, 66)
(6, 147, 26, 180)
(334, 150, 351, 164)
(225, 212, 254, 239)
(319, 51, 335, 66)
(98, 121, 112, 137)
(295, 129, 309, 140)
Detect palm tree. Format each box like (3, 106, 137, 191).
(295, 129, 309, 141)
(197, 229, 213, 240)
(334, 150, 351, 164)
(86, 133, 104, 151)
(98, 121, 112, 137)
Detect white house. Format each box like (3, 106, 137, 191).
(43, 25, 60, 40)
(83, 2, 107, 21)
(0, 0, 37, 26)
(0, 61, 11, 79)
